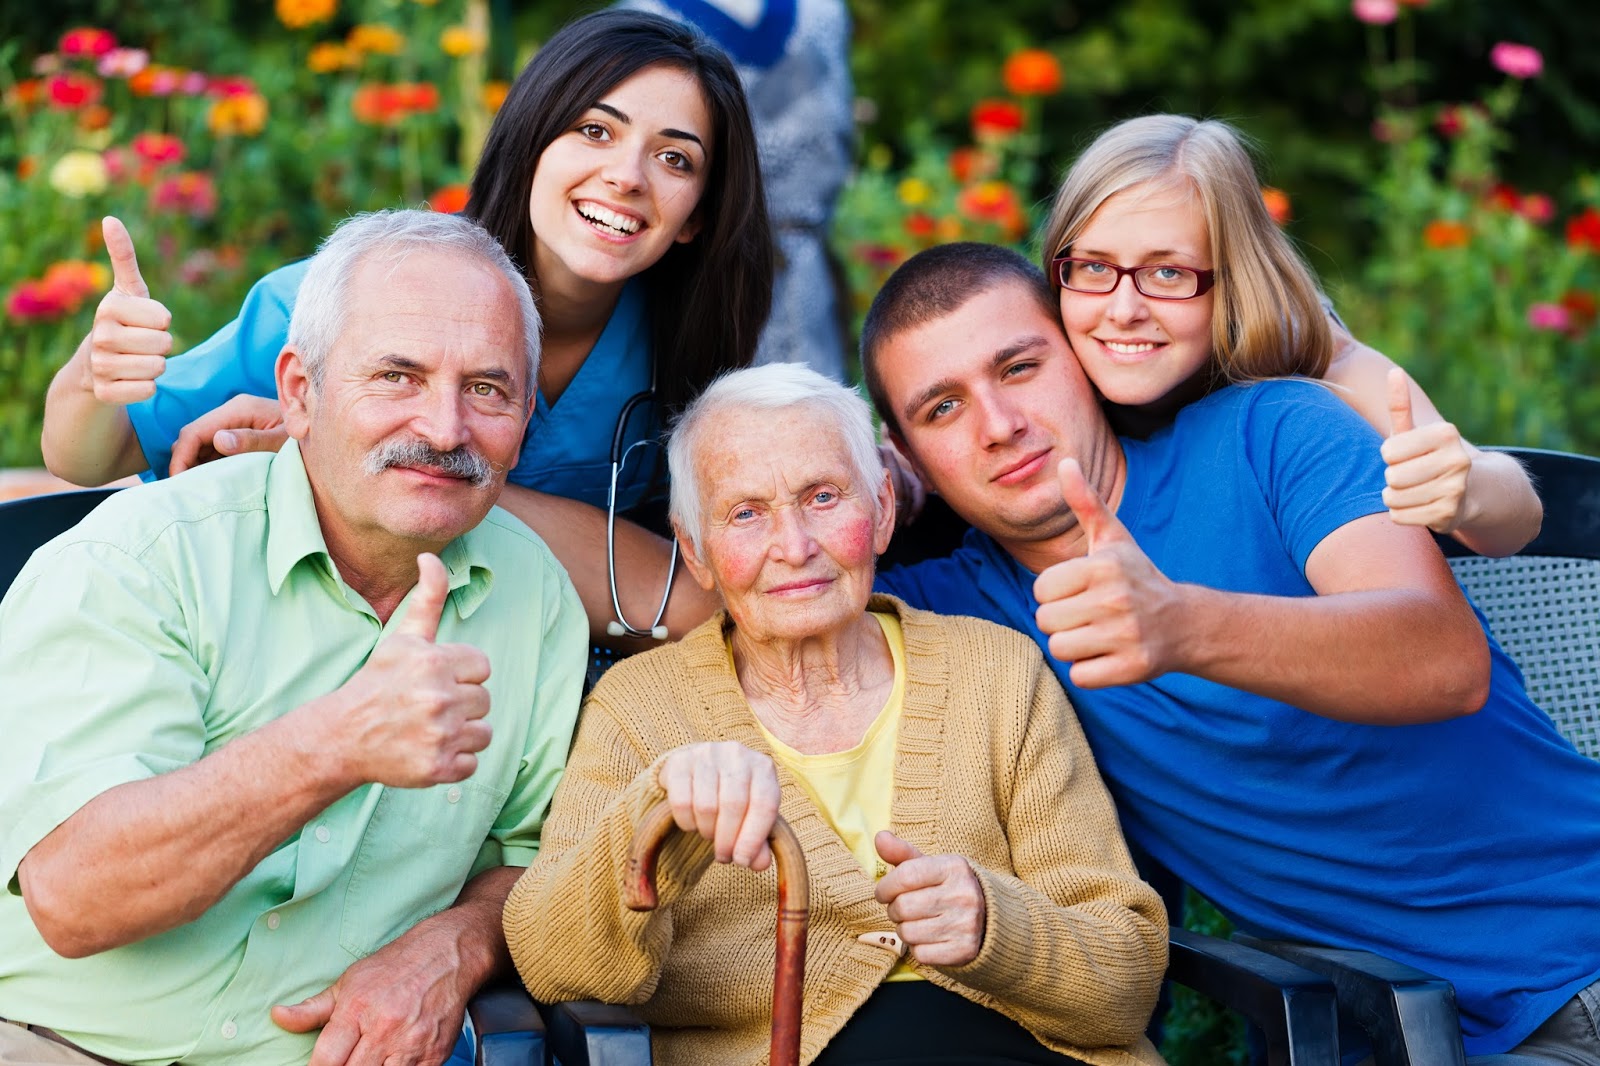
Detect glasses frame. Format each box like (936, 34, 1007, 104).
(1051, 255, 1217, 301)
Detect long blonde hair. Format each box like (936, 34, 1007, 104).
(1039, 114, 1331, 385)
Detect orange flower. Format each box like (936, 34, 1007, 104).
(132, 132, 186, 166)
(348, 24, 407, 55)
(398, 82, 440, 113)
(59, 28, 117, 57)
(1260, 186, 1291, 226)
(1002, 49, 1062, 96)
(40, 260, 109, 311)
(208, 93, 269, 137)
(1422, 220, 1470, 249)
(277, 0, 337, 30)
(482, 81, 509, 113)
(970, 100, 1024, 142)
(949, 146, 997, 184)
(957, 181, 1027, 240)
(17, 156, 36, 180)
(7, 79, 43, 109)
(129, 66, 183, 97)
(1565, 208, 1600, 252)
(429, 184, 471, 214)
(307, 42, 357, 73)
(440, 26, 487, 58)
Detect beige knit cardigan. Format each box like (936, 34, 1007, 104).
(504, 594, 1168, 1066)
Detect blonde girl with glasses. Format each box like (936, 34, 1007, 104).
(1040, 113, 1541, 557)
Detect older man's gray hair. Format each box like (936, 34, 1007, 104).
(287, 209, 540, 396)
(667, 363, 886, 552)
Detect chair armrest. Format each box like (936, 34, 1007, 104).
(1167, 927, 1340, 1066)
(543, 999, 653, 1066)
(1233, 935, 1467, 1066)
(468, 982, 548, 1066)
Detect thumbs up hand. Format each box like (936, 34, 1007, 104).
(83, 217, 174, 405)
(1032, 459, 1182, 687)
(1379, 367, 1473, 535)
(873, 832, 986, 967)
(324, 554, 495, 788)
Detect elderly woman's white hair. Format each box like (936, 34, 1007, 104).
(668, 363, 886, 553)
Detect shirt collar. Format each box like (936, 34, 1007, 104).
(264, 439, 496, 618)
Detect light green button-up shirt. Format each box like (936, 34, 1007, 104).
(0, 441, 586, 1066)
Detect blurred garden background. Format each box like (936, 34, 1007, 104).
(1, 0, 1596, 1057)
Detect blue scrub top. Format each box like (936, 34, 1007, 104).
(127, 261, 663, 511)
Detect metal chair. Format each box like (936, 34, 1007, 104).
(0, 487, 551, 1066)
(1238, 446, 1600, 1066)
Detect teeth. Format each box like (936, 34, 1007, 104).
(1104, 341, 1157, 355)
(577, 202, 641, 235)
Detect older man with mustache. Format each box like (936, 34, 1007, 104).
(0, 210, 587, 1066)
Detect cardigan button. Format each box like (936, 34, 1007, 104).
(857, 931, 906, 958)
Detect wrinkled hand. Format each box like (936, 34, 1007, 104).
(271, 924, 471, 1066)
(1380, 367, 1472, 534)
(170, 393, 288, 475)
(1032, 459, 1182, 687)
(878, 441, 926, 527)
(326, 553, 493, 788)
(873, 832, 985, 967)
(656, 741, 779, 871)
(83, 217, 172, 405)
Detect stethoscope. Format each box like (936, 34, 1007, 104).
(605, 368, 678, 641)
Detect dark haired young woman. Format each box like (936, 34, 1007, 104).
(43, 9, 773, 518)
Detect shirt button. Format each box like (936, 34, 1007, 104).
(446, 786, 462, 805)
(266, 912, 281, 930)
(315, 826, 331, 843)
(220, 1020, 238, 1040)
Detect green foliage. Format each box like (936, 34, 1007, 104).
(1161, 892, 1247, 1066)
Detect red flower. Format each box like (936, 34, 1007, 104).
(957, 181, 1027, 240)
(398, 82, 440, 113)
(1002, 49, 1062, 96)
(207, 76, 258, 99)
(1560, 291, 1597, 333)
(429, 184, 471, 214)
(1484, 183, 1521, 213)
(1423, 220, 1470, 249)
(1567, 208, 1600, 253)
(6, 280, 71, 323)
(971, 100, 1024, 142)
(1518, 194, 1554, 224)
(132, 132, 186, 167)
(149, 171, 219, 219)
(949, 146, 997, 184)
(46, 72, 102, 109)
(904, 213, 937, 239)
(857, 244, 904, 268)
(59, 28, 117, 58)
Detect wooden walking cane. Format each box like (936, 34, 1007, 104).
(625, 799, 810, 1066)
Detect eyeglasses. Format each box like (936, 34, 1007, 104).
(1051, 255, 1216, 301)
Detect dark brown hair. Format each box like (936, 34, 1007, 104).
(466, 10, 773, 412)
(859, 242, 1055, 433)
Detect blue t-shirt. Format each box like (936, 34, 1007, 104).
(127, 262, 662, 510)
(878, 381, 1600, 1054)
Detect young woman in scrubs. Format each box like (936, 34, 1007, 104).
(42, 9, 772, 521)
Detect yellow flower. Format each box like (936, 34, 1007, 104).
(440, 26, 486, 58)
(307, 42, 355, 73)
(482, 80, 509, 113)
(49, 150, 109, 198)
(897, 177, 933, 207)
(347, 24, 406, 56)
(276, 0, 336, 30)
(208, 93, 269, 137)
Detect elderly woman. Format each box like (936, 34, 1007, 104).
(503, 364, 1166, 1066)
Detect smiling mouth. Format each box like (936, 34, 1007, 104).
(767, 577, 833, 595)
(1100, 340, 1162, 358)
(575, 201, 643, 236)
(993, 450, 1050, 484)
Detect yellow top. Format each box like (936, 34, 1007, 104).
(747, 613, 920, 981)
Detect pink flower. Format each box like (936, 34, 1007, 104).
(1490, 42, 1543, 79)
(1352, 0, 1398, 24)
(1527, 303, 1570, 332)
(1519, 194, 1555, 224)
(97, 48, 149, 78)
